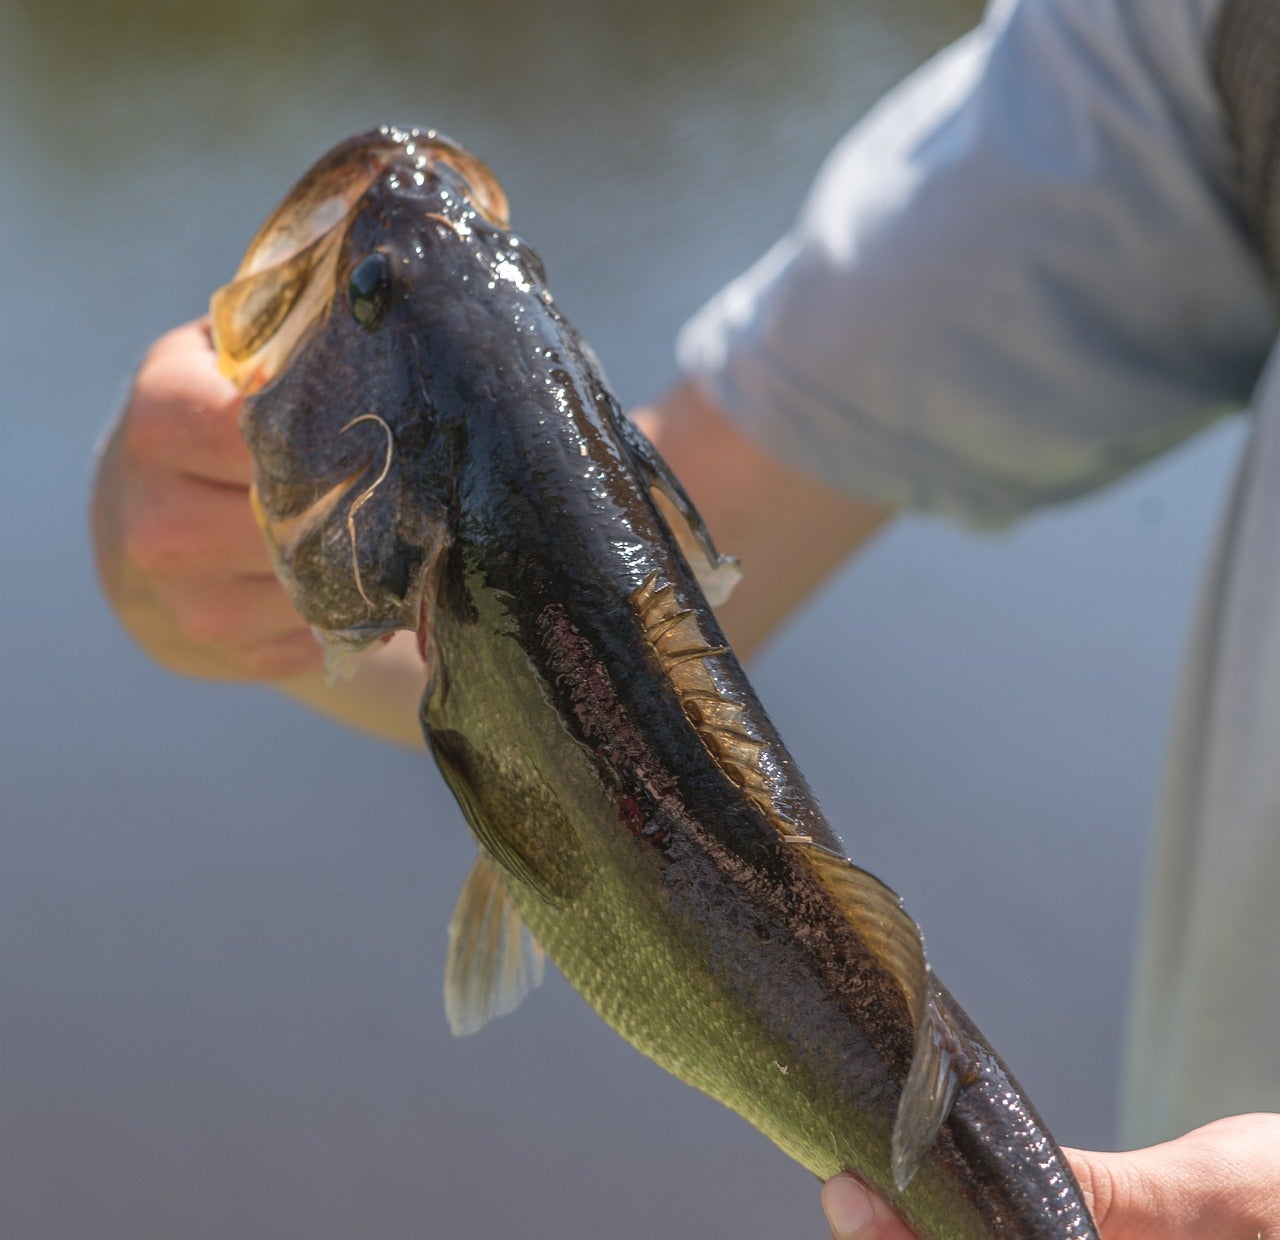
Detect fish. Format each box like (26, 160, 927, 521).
(209, 126, 1100, 1239)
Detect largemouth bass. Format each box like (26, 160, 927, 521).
(210, 127, 1099, 1239)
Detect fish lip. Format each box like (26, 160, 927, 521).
(210, 130, 400, 390)
(232, 125, 507, 279)
(233, 130, 402, 278)
(211, 127, 511, 392)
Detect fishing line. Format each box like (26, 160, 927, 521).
(339, 412, 396, 608)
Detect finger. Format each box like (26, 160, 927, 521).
(152, 578, 324, 681)
(822, 1175, 918, 1239)
(155, 616, 322, 683)
(152, 572, 311, 655)
(236, 626, 326, 681)
(122, 471, 275, 579)
(110, 556, 322, 683)
(126, 319, 251, 486)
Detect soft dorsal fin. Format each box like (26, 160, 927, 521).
(445, 850, 546, 1036)
(892, 977, 969, 1190)
(804, 847, 974, 1188)
(618, 416, 742, 605)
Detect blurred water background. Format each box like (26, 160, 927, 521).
(0, 1, 1250, 1236)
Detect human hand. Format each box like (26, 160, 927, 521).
(821, 1113, 1280, 1238)
(92, 318, 322, 681)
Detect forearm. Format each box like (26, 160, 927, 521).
(633, 380, 893, 659)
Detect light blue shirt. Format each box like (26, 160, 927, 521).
(678, 0, 1279, 1144)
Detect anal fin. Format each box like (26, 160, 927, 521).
(445, 850, 546, 1036)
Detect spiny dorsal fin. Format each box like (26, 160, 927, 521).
(619, 417, 742, 605)
(632, 572, 789, 826)
(445, 850, 546, 1036)
(804, 847, 973, 1188)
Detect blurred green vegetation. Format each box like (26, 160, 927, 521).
(1, 0, 983, 185)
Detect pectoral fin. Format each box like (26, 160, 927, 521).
(619, 416, 742, 605)
(807, 848, 973, 1188)
(429, 727, 580, 905)
(445, 850, 546, 1036)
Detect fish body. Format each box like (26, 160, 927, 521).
(211, 127, 1099, 1239)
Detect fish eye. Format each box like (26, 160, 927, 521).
(348, 252, 392, 329)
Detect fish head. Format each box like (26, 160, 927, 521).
(210, 126, 519, 671)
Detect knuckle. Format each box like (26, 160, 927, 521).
(137, 321, 201, 377)
(120, 389, 171, 463)
(125, 323, 234, 465)
(121, 377, 184, 467)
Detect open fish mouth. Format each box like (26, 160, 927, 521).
(210, 126, 510, 392)
(210, 134, 388, 391)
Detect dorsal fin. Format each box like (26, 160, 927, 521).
(630, 568, 970, 1177)
(631, 572, 787, 825)
(619, 417, 742, 605)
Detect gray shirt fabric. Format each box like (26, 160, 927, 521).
(677, 0, 1278, 1144)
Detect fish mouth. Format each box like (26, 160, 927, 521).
(210, 133, 392, 391)
(210, 126, 510, 392)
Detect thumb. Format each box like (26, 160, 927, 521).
(821, 1174, 917, 1239)
(1065, 1114, 1280, 1238)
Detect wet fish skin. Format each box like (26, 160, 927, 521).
(213, 127, 1100, 1239)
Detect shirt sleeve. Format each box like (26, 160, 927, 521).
(676, 0, 1277, 526)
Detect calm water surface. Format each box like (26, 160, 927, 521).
(0, 1, 1246, 1236)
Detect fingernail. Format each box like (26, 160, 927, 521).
(822, 1175, 876, 1237)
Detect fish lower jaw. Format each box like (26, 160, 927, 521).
(312, 562, 438, 685)
(314, 624, 398, 683)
